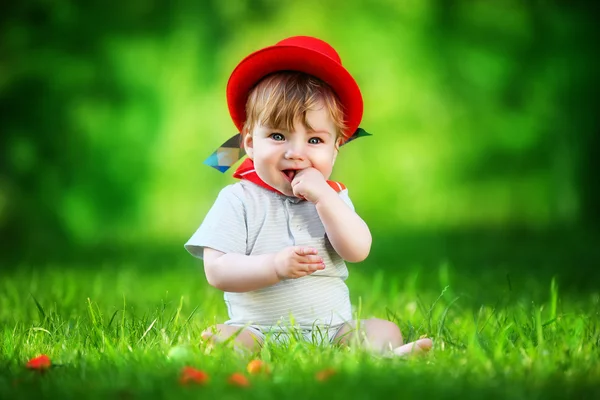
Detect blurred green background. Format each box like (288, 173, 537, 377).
(1, 1, 599, 292)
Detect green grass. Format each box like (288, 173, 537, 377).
(1, 260, 599, 399)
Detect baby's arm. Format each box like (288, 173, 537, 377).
(204, 246, 326, 292)
(203, 248, 279, 292)
(291, 168, 372, 263)
(315, 191, 372, 263)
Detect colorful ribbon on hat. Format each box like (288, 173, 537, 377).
(204, 128, 371, 173)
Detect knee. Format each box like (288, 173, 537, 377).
(201, 324, 226, 342)
(201, 324, 262, 351)
(365, 318, 403, 345)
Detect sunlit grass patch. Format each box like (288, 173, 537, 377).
(1, 263, 599, 399)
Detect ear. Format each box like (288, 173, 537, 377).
(243, 131, 254, 160)
(332, 137, 342, 166)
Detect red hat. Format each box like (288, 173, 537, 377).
(226, 36, 363, 139)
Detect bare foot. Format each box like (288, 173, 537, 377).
(392, 338, 433, 357)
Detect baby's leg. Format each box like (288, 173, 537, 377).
(201, 324, 262, 353)
(333, 318, 432, 356)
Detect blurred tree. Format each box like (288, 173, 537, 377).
(0, 0, 280, 259)
(427, 0, 599, 230)
(0, 0, 598, 265)
(1, 1, 166, 257)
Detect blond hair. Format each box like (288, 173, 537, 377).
(242, 72, 347, 139)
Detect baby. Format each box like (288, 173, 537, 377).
(185, 36, 432, 356)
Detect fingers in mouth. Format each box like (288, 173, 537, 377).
(282, 170, 297, 182)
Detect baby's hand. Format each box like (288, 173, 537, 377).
(273, 246, 325, 279)
(291, 168, 333, 203)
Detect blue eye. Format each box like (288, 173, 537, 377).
(308, 137, 323, 144)
(270, 133, 285, 141)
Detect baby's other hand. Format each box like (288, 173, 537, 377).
(273, 246, 326, 280)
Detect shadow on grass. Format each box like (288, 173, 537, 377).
(368, 227, 600, 298)
(2, 227, 599, 298)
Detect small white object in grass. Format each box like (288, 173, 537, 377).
(167, 345, 194, 361)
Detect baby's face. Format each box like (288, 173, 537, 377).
(243, 103, 340, 197)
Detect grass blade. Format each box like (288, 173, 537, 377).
(138, 318, 158, 344)
(31, 295, 46, 322)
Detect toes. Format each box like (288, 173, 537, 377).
(393, 342, 424, 357)
(415, 338, 433, 351)
(392, 338, 433, 357)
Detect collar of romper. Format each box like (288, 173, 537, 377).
(232, 158, 347, 197)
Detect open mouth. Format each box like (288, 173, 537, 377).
(282, 169, 297, 182)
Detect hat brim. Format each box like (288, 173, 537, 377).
(227, 45, 363, 138)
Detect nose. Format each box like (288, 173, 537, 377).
(284, 140, 306, 161)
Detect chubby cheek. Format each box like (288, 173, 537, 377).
(313, 155, 336, 180)
(255, 159, 286, 187)
(255, 163, 275, 181)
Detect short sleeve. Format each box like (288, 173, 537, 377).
(338, 188, 355, 212)
(184, 185, 247, 259)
